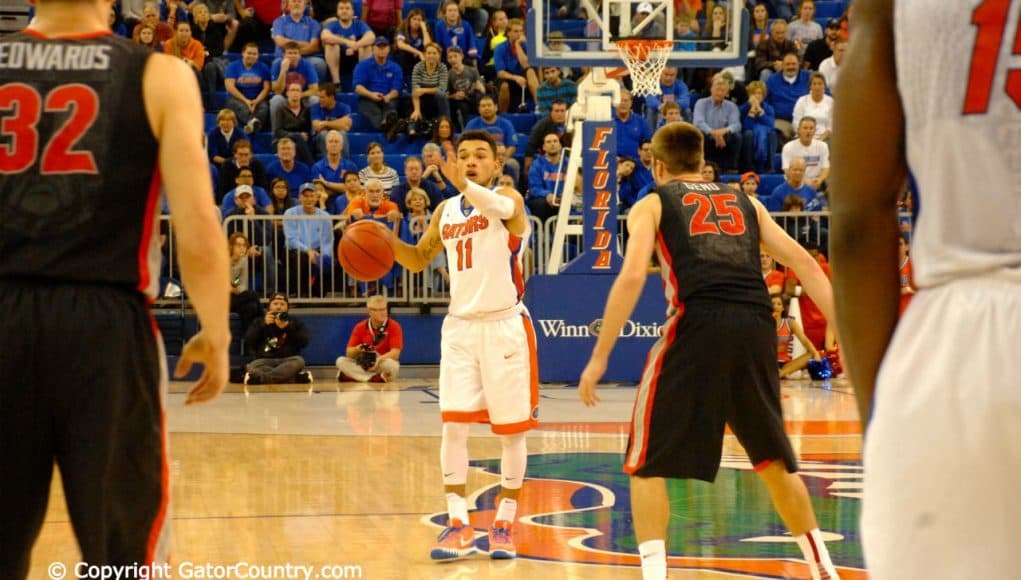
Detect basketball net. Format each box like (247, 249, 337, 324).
(614, 39, 673, 97)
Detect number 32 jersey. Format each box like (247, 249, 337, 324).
(0, 31, 163, 297)
(439, 194, 528, 318)
(653, 181, 770, 313)
(895, 1, 1021, 287)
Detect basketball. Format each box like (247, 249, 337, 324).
(338, 221, 395, 282)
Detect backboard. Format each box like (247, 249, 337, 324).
(526, 0, 749, 69)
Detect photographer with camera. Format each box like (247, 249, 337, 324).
(243, 293, 312, 385)
(336, 295, 402, 382)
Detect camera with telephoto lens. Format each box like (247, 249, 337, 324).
(270, 311, 289, 322)
(355, 344, 377, 370)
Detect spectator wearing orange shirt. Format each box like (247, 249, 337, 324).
(164, 20, 206, 86)
(345, 178, 402, 233)
(761, 252, 785, 294)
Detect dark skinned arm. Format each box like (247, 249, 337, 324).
(829, 0, 907, 427)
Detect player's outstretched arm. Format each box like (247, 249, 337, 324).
(829, 0, 905, 426)
(579, 195, 660, 406)
(145, 53, 231, 405)
(755, 198, 835, 325)
(388, 200, 448, 272)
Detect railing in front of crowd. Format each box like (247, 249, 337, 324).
(152, 211, 912, 306)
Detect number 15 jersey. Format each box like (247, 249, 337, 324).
(439, 194, 528, 318)
(0, 31, 163, 297)
(895, 0, 1021, 287)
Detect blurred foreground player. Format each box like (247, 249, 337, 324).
(830, 0, 1021, 577)
(580, 122, 840, 580)
(0, 0, 231, 576)
(385, 131, 537, 562)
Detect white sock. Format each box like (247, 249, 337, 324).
(494, 497, 517, 524)
(446, 493, 470, 526)
(794, 529, 838, 580)
(638, 539, 667, 580)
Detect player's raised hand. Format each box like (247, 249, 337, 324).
(440, 141, 468, 191)
(175, 330, 230, 405)
(579, 357, 606, 406)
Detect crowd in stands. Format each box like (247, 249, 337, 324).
(92, 0, 858, 302)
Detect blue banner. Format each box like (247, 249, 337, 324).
(524, 274, 668, 382)
(562, 122, 623, 274)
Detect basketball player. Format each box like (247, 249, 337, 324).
(579, 123, 840, 580)
(0, 1, 231, 577)
(830, 0, 1021, 577)
(385, 130, 537, 561)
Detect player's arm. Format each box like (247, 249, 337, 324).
(438, 142, 523, 228)
(144, 53, 231, 405)
(754, 198, 835, 324)
(829, 0, 905, 426)
(579, 194, 660, 406)
(388, 200, 448, 272)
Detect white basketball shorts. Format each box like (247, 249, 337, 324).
(438, 309, 539, 434)
(863, 275, 1021, 578)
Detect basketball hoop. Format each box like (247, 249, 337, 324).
(614, 39, 673, 97)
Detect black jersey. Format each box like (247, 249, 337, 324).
(653, 180, 771, 310)
(0, 31, 163, 298)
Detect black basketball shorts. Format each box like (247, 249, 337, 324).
(0, 281, 169, 578)
(623, 301, 797, 482)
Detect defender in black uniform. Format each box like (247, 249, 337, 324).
(0, 2, 230, 577)
(579, 123, 841, 580)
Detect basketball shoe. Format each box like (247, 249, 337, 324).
(429, 518, 476, 561)
(488, 520, 516, 559)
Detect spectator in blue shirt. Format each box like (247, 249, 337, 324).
(225, 43, 272, 134)
(389, 156, 444, 213)
(311, 130, 359, 198)
(320, 0, 375, 89)
(765, 52, 811, 140)
(526, 132, 567, 221)
(270, 42, 321, 127)
(644, 66, 691, 128)
(266, 137, 313, 196)
(464, 95, 521, 179)
(693, 75, 744, 172)
(311, 83, 353, 156)
(207, 109, 250, 165)
(614, 90, 653, 160)
(284, 182, 336, 296)
(536, 66, 577, 115)
(740, 80, 778, 173)
(494, 19, 538, 112)
(771, 157, 824, 210)
(221, 172, 272, 218)
(272, 0, 327, 81)
(353, 37, 404, 130)
(435, 0, 477, 65)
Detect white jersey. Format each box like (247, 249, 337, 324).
(440, 194, 529, 317)
(895, 0, 1021, 288)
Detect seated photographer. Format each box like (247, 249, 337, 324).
(336, 295, 402, 382)
(243, 293, 312, 385)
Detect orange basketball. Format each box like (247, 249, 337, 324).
(337, 221, 395, 282)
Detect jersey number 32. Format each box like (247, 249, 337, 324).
(0, 83, 100, 175)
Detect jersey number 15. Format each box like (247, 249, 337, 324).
(0, 83, 100, 175)
(965, 0, 1021, 115)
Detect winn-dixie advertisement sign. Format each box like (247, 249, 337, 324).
(524, 274, 667, 382)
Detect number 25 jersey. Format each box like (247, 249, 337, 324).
(653, 180, 770, 312)
(0, 31, 163, 297)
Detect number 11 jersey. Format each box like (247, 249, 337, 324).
(439, 194, 528, 318)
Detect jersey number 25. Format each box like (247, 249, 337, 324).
(682, 193, 747, 237)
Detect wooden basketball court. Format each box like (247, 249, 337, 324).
(29, 378, 866, 579)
